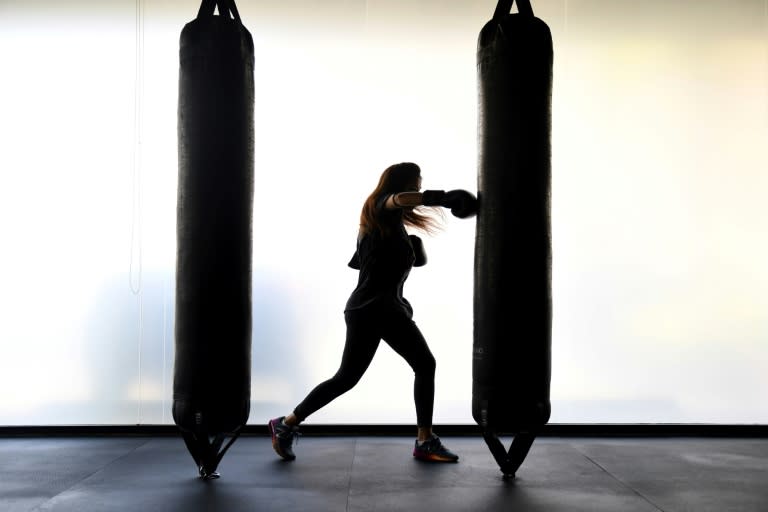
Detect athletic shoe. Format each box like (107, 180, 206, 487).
(268, 416, 299, 460)
(413, 434, 459, 462)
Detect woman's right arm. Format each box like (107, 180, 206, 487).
(383, 192, 423, 210)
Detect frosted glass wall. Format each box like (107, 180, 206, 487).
(0, 0, 766, 425)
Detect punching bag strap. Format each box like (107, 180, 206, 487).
(482, 430, 537, 479)
(493, 0, 534, 20)
(197, 0, 243, 24)
(181, 427, 244, 479)
(213, 428, 243, 466)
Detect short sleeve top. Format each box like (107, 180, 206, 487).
(344, 193, 417, 317)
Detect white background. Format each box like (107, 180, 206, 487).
(0, 0, 766, 425)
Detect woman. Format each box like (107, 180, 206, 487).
(268, 162, 477, 463)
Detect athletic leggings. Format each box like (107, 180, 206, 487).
(293, 307, 437, 427)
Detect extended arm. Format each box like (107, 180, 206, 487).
(383, 192, 423, 209)
(384, 189, 478, 218)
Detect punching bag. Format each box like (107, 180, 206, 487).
(174, 0, 254, 479)
(473, 0, 552, 478)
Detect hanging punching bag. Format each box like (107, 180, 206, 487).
(473, 0, 553, 479)
(174, 0, 254, 480)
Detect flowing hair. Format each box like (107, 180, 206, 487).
(359, 162, 442, 236)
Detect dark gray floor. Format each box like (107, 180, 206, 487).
(1, 435, 767, 512)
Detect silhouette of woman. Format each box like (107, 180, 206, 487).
(269, 162, 477, 462)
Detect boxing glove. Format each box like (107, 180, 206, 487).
(444, 189, 479, 218)
(409, 234, 427, 267)
(348, 250, 361, 270)
(422, 189, 479, 219)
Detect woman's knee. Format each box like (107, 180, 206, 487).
(330, 371, 363, 393)
(418, 353, 436, 377)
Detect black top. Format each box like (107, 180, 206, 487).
(344, 194, 416, 317)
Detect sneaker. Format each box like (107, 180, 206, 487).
(413, 434, 459, 463)
(268, 416, 299, 461)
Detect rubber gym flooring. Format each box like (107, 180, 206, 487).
(2, 435, 767, 511)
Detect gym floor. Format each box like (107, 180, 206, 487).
(2, 434, 767, 512)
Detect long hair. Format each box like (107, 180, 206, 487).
(359, 162, 442, 236)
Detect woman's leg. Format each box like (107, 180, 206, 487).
(380, 313, 436, 440)
(381, 315, 459, 462)
(291, 311, 381, 423)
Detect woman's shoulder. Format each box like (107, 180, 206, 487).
(374, 192, 391, 211)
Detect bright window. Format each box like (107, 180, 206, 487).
(0, 0, 766, 425)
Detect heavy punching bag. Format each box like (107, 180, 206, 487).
(174, 0, 254, 479)
(473, 0, 553, 479)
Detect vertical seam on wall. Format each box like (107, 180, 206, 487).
(131, 0, 146, 424)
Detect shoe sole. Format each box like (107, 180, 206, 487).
(413, 452, 459, 463)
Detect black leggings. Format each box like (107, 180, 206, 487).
(293, 307, 437, 427)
